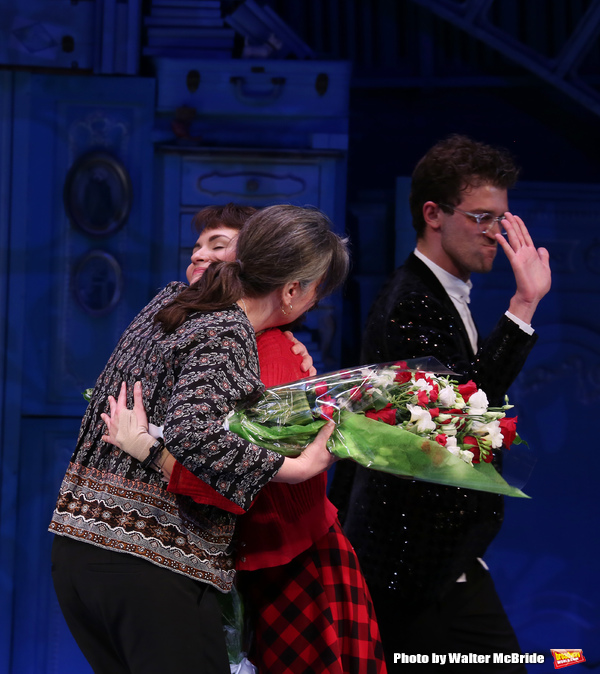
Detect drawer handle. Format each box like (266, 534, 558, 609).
(229, 76, 286, 106)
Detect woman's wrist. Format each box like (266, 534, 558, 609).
(271, 455, 309, 484)
(141, 437, 166, 469)
(151, 448, 175, 482)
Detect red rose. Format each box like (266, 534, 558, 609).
(428, 407, 440, 418)
(429, 385, 439, 403)
(348, 386, 362, 401)
(416, 371, 435, 386)
(320, 405, 335, 420)
(394, 361, 408, 369)
(394, 370, 412, 384)
(417, 390, 429, 406)
(366, 405, 397, 425)
(463, 435, 480, 463)
(458, 380, 478, 402)
(499, 416, 518, 448)
(318, 395, 335, 418)
(314, 382, 328, 396)
(435, 433, 447, 446)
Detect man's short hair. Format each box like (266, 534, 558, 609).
(409, 134, 520, 237)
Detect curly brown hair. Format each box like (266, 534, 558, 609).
(409, 134, 520, 238)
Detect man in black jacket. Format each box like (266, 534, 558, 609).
(331, 135, 551, 671)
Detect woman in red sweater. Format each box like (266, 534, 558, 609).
(234, 328, 386, 674)
(107, 204, 387, 674)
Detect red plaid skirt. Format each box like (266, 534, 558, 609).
(238, 519, 387, 674)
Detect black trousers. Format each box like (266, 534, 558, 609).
(51, 535, 230, 674)
(374, 561, 528, 673)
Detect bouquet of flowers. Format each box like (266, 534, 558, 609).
(228, 357, 529, 498)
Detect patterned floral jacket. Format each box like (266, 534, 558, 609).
(49, 282, 284, 591)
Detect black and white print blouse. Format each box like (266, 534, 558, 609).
(49, 282, 284, 591)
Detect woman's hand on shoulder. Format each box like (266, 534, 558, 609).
(283, 330, 317, 377)
(101, 381, 155, 462)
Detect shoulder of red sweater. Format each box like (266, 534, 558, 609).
(256, 329, 296, 359)
(257, 328, 288, 348)
(256, 329, 306, 386)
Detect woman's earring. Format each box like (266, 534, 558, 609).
(281, 303, 293, 316)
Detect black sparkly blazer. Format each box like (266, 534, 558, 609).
(332, 253, 537, 607)
(49, 282, 284, 591)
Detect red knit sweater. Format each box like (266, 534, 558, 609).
(167, 328, 338, 570)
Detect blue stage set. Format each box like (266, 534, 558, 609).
(1, 1, 599, 672)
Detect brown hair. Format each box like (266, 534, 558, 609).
(157, 204, 350, 332)
(190, 203, 256, 234)
(409, 134, 520, 238)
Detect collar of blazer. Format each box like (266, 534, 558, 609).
(405, 253, 478, 356)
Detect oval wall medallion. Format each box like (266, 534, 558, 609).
(73, 250, 123, 316)
(64, 150, 132, 236)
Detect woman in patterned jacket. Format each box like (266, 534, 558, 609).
(108, 204, 388, 674)
(49, 204, 349, 674)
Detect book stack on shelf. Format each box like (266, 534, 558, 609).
(143, 0, 235, 60)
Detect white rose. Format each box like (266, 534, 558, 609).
(439, 423, 457, 436)
(460, 449, 475, 465)
(483, 420, 504, 449)
(414, 378, 433, 393)
(446, 441, 460, 457)
(445, 438, 473, 464)
(438, 386, 457, 408)
(407, 404, 437, 433)
(369, 368, 396, 388)
(467, 389, 489, 415)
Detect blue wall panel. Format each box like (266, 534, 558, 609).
(12, 73, 156, 417)
(0, 70, 15, 674)
(2, 71, 155, 674)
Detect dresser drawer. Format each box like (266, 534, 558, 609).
(179, 153, 323, 206)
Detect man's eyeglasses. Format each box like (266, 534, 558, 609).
(439, 203, 506, 235)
